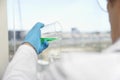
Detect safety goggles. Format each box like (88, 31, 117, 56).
(97, 0, 108, 12)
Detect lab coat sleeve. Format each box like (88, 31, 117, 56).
(2, 45, 38, 80)
(37, 61, 67, 80)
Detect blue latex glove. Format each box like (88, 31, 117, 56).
(23, 22, 49, 54)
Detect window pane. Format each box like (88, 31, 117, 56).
(7, 0, 112, 68)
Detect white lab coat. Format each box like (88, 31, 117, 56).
(2, 39, 120, 80)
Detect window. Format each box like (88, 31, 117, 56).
(7, 0, 111, 68)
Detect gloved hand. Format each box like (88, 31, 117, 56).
(23, 22, 49, 54)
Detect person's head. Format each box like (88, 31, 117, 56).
(107, 0, 120, 43)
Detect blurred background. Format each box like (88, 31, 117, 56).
(7, 0, 112, 71)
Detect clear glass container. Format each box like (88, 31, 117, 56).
(40, 21, 62, 62)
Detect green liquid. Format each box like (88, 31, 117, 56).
(41, 38, 57, 43)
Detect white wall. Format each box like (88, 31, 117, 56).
(0, 0, 9, 79)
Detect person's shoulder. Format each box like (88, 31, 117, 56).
(103, 39, 120, 53)
(57, 52, 120, 80)
(60, 52, 120, 64)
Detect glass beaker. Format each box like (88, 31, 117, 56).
(40, 21, 62, 62)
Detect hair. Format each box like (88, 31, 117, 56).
(109, 0, 117, 3)
(108, 0, 117, 6)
